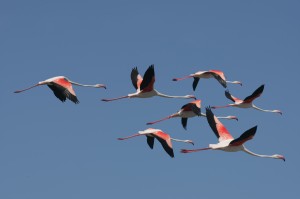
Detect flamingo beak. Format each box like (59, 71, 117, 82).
(100, 84, 107, 89)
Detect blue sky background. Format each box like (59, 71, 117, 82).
(1, 1, 299, 198)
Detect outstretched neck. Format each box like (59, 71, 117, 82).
(156, 90, 194, 99)
(170, 138, 190, 144)
(243, 147, 274, 159)
(252, 104, 282, 115)
(226, 80, 242, 86)
(69, 80, 104, 88)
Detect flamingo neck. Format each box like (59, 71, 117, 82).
(243, 147, 275, 159)
(117, 133, 142, 140)
(226, 80, 242, 86)
(252, 104, 282, 115)
(156, 90, 192, 99)
(170, 138, 188, 143)
(69, 80, 101, 88)
(216, 115, 238, 121)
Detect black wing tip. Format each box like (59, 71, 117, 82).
(258, 84, 265, 90)
(205, 106, 212, 112)
(251, 125, 258, 131)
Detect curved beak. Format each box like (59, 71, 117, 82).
(100, 84, 107, 89)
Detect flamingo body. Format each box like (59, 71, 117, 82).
(181, 107, 285, 161)
(173, 69, 242, 91)
(118, 128, 194, 158)
(102, 65, 196, 102)
(147, 99, 237, 130)
(14, 76, 106, 104)
(212, 84, 282, 115)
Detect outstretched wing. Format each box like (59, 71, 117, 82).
(209, 70, 227, 88)
(47, 82, 79, 104)
(181, 101, 201, 116)
(243, 85, 264, 103)
(225, 90, 241, 103)
(192, 77, 200, 91)
(146, 136, 155, 149)
(229, 126, 257, 146)
(206, 107, 233, 142)
(140, 65, 155, 91)
(152, 131, 174, 158)
(131, 67, 143, 90)
(181, 118, 188, 130)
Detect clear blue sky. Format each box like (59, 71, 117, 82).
(1, 1, 299, 198)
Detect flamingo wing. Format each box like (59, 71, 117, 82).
(229, 126, 257, 146)
(206, 107, 233, 142)
(181, 118, 188, 130)
(140, 65, 155, 91)
(209, 70, 227, 88)
(146, 136, 155, 149)
(131, 67, 143, 90)
(225, 90, 241, 103)
(192, 77, 200, 91)
(181, 103, 201, 116)
(47, 83, 79, 104)
(243, 84, 264, 103)
(152, 131, 174, 158)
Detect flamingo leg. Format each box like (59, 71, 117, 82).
(181, 147, 211, 153)
(101, 95, 129, 102)
(14, 84, 40, 93)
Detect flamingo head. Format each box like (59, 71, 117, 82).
(228, 116, 238, 121)
(185, 140, 194, 145)
(95, 84, 106, 89)
(273, 110, 282, 115)
(273, 154, 285, 161)
(232, 81, 242, 86)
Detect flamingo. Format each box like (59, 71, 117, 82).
(101, 65, 196, 102)
(14, 76, 106, 104)
(181, 107, 285, 161)
(172, 69, 242, 91)
(211, 84, 282, 115)
(146, 99, 238, 130)
(117, 128, 194, 158)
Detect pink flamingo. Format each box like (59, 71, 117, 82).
(102, 65, 196, 102)
(146, 99, 238, 130)
(211, 84, 282, 114)
(14, 76, 106, 104)
(181, 107, 285, 161)
(118, 128, 194, 158)
(173, 69, 242, 91)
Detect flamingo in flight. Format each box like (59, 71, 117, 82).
(118, 128, 194, 158)
(14, 76, 106, 104)
(146, 99, 238, 130)
(102, 65, 196, 102)
(173, 69, 242, 91)
(181, 107, 285, 161)
(211, 84, 282, 115)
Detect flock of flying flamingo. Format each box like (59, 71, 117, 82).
(14, 65, 285, 161)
